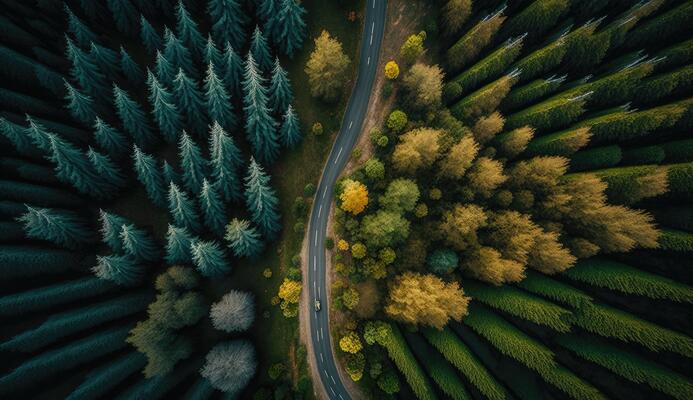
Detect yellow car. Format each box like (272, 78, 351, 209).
(315, 299, 321, 311)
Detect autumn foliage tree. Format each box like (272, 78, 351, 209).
(305, 30, 350, 101)
(340, 179, 369, 215)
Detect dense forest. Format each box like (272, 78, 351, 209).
(0, 0, 311, 398)
(332, 0, 693, 399)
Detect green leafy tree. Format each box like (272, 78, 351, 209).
(379, 178, 420, 212)
(400, 32, 425, 63)
(427, 248, 459, 274)
(305, 30, 351, 101)
(360, 210, 410, 248)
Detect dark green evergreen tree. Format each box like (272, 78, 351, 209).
(65, 4, 98, 48)
(94, 117, 128, 156)
(165, 224, 195, 264)
(106, 0, 138, 36)
(250, 26, 272, 71)
(268, 58, 294, 113)
(93, 254, 143, 286)
(65, 36, 109, 101)
(224, 218, 264, 258)
(280, 105, 301, 148)
(200, 179, 227, 236)
(162, 160, 182, 187)
(89, 42, 120, 78)
(140, 15, 163, 56)
(164, 27, 196, 77)
(120, 223, 160, 262)
(173, 68, 208, 135)
(204, 35, 223, 69)
(243, 53, 279, 165)
(1, 118, 38, 158)
(120, 46, 143, 84)
(132, 145, 167, 207)
(244, 157, 280, 240)
(222, 42, 244, 97)
(87, 147, 126, 190)
(273, 0, 307, 58)
(204, 63, 236, 131)
(43, 132, 109, 198)
(17, 206, 93, 249)
(66, 352, 147, 400)
(114, 84, 156, 148)
(155, 50, 176, 87)
(208, 0, 247, 50)
(147, 70, 183, 143)
(258, 0, 280, 42)
(168, 182, 202, 232)
(175, 0, 206, 57)
(99, 209, 129, 252)
(64, 80, 97, 125)
(209, 122, 243, 203)
(191, 240, 231, 277)
(179, 131, 208, 194)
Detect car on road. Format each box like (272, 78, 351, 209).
(315, 299, 321, 311)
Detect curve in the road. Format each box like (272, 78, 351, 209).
(307, 0, 387, 399)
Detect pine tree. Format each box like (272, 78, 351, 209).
(259, 0, 281, 42)
(222, 42, 244, 97)
(64, 80, 97, 125)
(273, 0, 307, 58)
(45, 132, 109, 198)
(65, 4, 98, 48)
(280, 105, 301, 148)
(250, 26, 272, 71)
(165, 224, 195, 264)
(175, 0, 206, 57)
(209, 121, 243, 203)
(190, 240, 231, 277)
(93, 254, 143, 286)
(87, 147, 126, 190)
(168, 182, 202, 232)
(243, 53, 279, 164)
(155, 50, 176, 87)
(99, 209, 129, 252)
(164, 28, 196, 77)
(147, 70, 183, 143)
(120, 223, 160, 262)
(208, 0, 247, 50)
(162, 160, 181, 187)
(94, 117, 128, 156)
(199, 179, 227, 236)
(25, 115, 54, 153)
(17, 206, 92, 250)
(89, 42, 120, 78)
(244, 157, 280, 240)
(114, 84, 156, 148)
(204, 63, 236, 131)
(268, 58, 294, 113)
(132, 145, 167, 207)
(1, 118, 39, 158)
(224, 218, 264, 258)
(106, 0, 138, 36)
(65, 36, 109, 101)
(173, 68, 208, 135)
(140, 15, 163, 56)
(120, 46, 143, 83)
(179, 131, 208, 194)
(203, 35, 223, 69)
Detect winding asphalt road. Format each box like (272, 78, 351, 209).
(307, 0, 386, 399)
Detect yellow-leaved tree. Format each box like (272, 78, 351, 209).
(384, 60, 400, 79)
(305, 30, 351, 101)
(340, 179, 369, 215)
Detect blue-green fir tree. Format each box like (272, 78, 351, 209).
(162, 160, 181, 187)
(87, 147, 126, 190)
(250, 26, 273, 71)
(120, 46, 143, 84)
(155, 50, 176, 87)
(64, 80, 97, 125)
(164, 28, 196, 77)
(89, 42, 120, 78)
(203, 35, 223, 69)
(199, 179, 227, 236)
(65, 4, 98, 48)
(274, 0, 307, 58)
(244, 157, 280, 240)
(17, 206, 93, 249)
(268, 58, 294, 113)
(94, 117, 128, 156)
(257, 0, 280, 41)
(175, 0, 206, 57)
(243, 53, 279, 165)
(65, 36, 109, 101)
(132, 145, 167, 207)
(120, 223, 160, 262)
(208, 0, 247, 50)
(190, 240, 231, 277)
(147, 70, 183, 143)
(140, 15, 163, 56)
(168, 182, 202, 232)
(1, 117, 40, 158)
(179, 131, 208, 194)
(25, 115, 54, 153)
(204, 63, 236, 131)
(209, 121, 243, 203)
(99, 209, 129, 252)
(106, 0, 138, 36)
(93, 254, 143, 286)
(173, 68, 208, 135)
(165, 224, 195, 264)
(222, 42, 244, 97)
(45, 132, 109, 198)
(114, 84, 156, 148)
(224, 218, 264, 258)
(280, 105, 301, 148)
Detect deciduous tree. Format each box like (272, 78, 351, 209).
(305, 30, 350, 101)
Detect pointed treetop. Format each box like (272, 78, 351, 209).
(250, 25, 273, 71)
(120, 45, 144, 83)
(268, 57, 294, 113)
(204, 34, 223, 69)
(64, 79, 97, 125)
(274, 0, 307, 58)
(208, 0, 247, 49)
(140, 15, 163, 55)
(65, 4, 98, 48)
(176, 0, 206, 55)
(280, 104, 301, 148)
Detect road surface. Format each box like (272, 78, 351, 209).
(306, 0, 387, 399)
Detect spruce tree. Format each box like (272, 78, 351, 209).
(65, 4, 98, 48)
(155, 50, 176, 87)
(120, 223, 160, 262)
(274, 0, 307, 58)
(203, 35, 223, 69)
(179, 131, 208, 194)
(45, 133, 108, 198)
(147, 70, 183, 143)
(250, 26, 273, 71)
(132, 145, 167, 207)
(106, 0, 138, 36)
(140, 15, 163, 56)
(268, 58, 294, 113)
(200, 179, 227, 236)
(208, 0, 247, 50)
(87, 147, 126, 190)
(17, 206, 93, 249)
(65, 36, 109, 101)
(173, 68, 208, 135)
(258, 0, 281, 42)
(244, 157, 280, 240)
(162, 160, 181, 187)
(175, 0, 206, 57)
(114, 84, 156, 148)
(25, 115, 54, 153)
(222, 42, 244, 97)
(280, 105, 301, 148)
(94, 117, 128, 156)
(165, 224, 195, 264)
(168, 182, 202, 233)
(99, 209, 129, 252)
(64, 80, 97, 125)
(89, 42, 120, 78)
(190, 240, 231, 277)
(243, 53, 279, 165)
(120, 46, 143, 84)
(224, 218, 264, 258)
(209, 122, 243, 203)
(1, 118, 40, 158)
(204, 63, 236, 131)
(93, 254, 143, 286)
(164, 27, 196, 77)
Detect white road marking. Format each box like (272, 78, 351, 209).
(330, 386, 336, 396)
(317, 333, 320, 342)
(313, 281, 316, 292)
(318, 285, 321, 298)
(314, 233, 317, 246)
(323, 186, 328, 199)
(340, 395, 345, 400)
(372, 0, 375, 9)
(318, 204, 323, 217)
(331, 375, 336, 384)
(313, 255, 316, 267)
(348, 120, 353, 130)
(367, 56, 370, 65)
(334, 147, 343, 164)
(320, 352, 324, 362)
(320, 327, 324, 340)
(323, 369, 328, 377)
